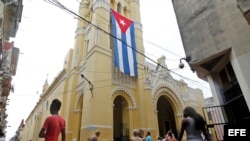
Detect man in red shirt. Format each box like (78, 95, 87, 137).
(39, 99, 66, 141)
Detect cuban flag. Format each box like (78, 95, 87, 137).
(111, 9, 138, 77)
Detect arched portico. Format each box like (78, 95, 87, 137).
(112, 87, 136, 141)
(152, 83, 184, 138)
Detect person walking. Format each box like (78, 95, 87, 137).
(131, 129, 143, 141)
(177, 106, 211, 141)
(165, 131, 176, 141)
(145, 132, 152, 141)
(89, 130, 101, 141)
(139, 129, 145, 141)
(39, 99, 66, 141)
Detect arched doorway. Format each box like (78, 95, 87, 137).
(157, 95, 177, 138)
(74, 94, 83, 141)
(113, 95, 130, 141)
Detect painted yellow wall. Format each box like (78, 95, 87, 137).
(19, 1, 207, 141)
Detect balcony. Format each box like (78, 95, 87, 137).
(2, 0, 23, 40)
(203, 97, 250, 141)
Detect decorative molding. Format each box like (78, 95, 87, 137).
(75, 24, 91, 37)
(127, 106, 136, 110)
(94, 23, 100, 44)
(128, 0, 140, 4)
(112, 68, 136, 89)
(93, 0, 110, 11)
(74, 92, 83, 110)
(175, 114, 183, 118)
(82, 125, 112, 129)
(111, 86, 137, 109)
(74, 109, 82, 113)
(80, 0, 90, 8)
(134, 21, 142, 30)
(152, 82, 184, 113)
(68, 67, 78, 78)
(76, 81, 84, 94)
(75, 27, 85, 36)
(152, 82, 176, 96)
(144, 79, 152, 90)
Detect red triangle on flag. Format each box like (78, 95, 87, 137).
(111, 9, 132, 33)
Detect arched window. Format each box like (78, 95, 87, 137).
(110, 0, 115, 9)
(117, 2, 122, 13)
(123, 6, 128, 17)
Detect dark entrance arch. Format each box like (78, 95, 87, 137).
(157, 95, 177, 139)
(113, 95, 130, 141)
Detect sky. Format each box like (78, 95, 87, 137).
(5, 0, 212, 140)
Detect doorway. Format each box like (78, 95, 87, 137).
(113, 96, 130, 141)
(157, 95, 177, 138)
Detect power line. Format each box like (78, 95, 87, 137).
(45, 0, 182, 64)
(93, 10, 184, 59)
(41, 0, 212, 92)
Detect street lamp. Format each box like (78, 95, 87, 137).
(81, 74, 94, 97)
(179, 56, 191, 69)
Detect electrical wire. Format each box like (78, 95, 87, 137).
(92, 10, 183, 60)
(44, 0, 200, 82)
(37, 0, 212, 93)
(45, 0, 182, 64)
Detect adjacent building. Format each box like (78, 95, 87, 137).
(172, 0, 250, 140)
(0, 0, 23, 136)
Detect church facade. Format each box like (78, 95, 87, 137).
(19, 1, 206, 141)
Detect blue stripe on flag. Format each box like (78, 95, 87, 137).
(130, 23, 137, 76)
(121, 31, 130, 75)
(111, 14, 119, 68)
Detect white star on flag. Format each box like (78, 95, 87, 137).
(119, 19, 126, 26)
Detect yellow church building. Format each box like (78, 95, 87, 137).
(19, 0, 207, 141)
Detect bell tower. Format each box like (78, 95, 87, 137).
(68, 0, 147, 140)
